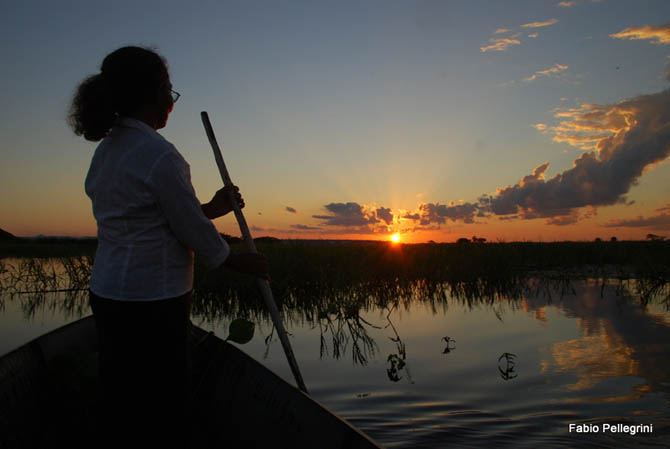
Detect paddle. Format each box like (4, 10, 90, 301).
(201, 111, 309, 394)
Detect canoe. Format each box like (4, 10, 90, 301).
(0, 316, 381, 448)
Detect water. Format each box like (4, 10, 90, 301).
(1, 259, 669, 448)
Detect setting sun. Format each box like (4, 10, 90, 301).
(390, 233, 401, 243)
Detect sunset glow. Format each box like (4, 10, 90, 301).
(1, 1, 668, 242)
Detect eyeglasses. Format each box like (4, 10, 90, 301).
(171, 89, 181, 103)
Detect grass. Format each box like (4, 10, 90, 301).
(4, 237, 667, 276)
(1, 242, 668, 364)
(191, 239, 670, 323)
(2, 239, 668, 322)
(0, 237, 97, 259)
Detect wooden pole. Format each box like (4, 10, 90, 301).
(201, 111, 308, 394)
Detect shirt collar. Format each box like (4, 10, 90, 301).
(116, 117, 165, 141)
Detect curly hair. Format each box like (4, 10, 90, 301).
(68, 46, 168, 141)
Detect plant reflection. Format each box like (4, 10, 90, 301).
(498, 352, 518, 381)
(0, 258, 90, 318)
(385, 305, 413, 383)
(442, 336, 456, 355)
(314, 303, 380, 365)
(2, 255, 670, 394)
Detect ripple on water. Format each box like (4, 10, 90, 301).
(320, 388, 667, 448)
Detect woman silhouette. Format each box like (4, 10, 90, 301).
(69, 46, 266, 447)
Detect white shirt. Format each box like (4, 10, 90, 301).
(85, 118, 230, 301)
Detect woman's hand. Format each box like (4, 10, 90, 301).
(202, 185, 244, 219)
(222, 252, 269, 280)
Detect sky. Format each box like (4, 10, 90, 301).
(1, 0, 669, 243)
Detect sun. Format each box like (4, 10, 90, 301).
(390, 233, 401, 243)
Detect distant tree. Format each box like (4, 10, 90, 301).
(610, 236, 617, 242)
(0, 227, 18, 240)
(457, 237, 470, 244)
(646, 233, 666, 241)
(471, 236, 486, 243)
(594, 237, 602, 242)
(220, 233, 243, 244)
(254, 236, 280, 243)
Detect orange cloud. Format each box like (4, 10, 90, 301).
(550, 100, 638, 150)
(287, 90, 670, 235)
(604, 204, 670, 230)
(610, 24, 670, 45)
(480, 36, 521, 52)
(483, 89, 670, 223)
(521, 19, 558, 29)
(523, 63, 568, 82)
(546, 335, 637, 391)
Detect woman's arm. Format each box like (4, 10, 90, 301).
(201, 185, 245, 220)
(148, 150, 230, 269)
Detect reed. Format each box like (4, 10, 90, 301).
(2, 240, 668, 323)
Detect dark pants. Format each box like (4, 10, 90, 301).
(90, 291, 191, 449)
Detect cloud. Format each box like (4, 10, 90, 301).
(312, 202, 379, 227)
(603, 205, 670, 230)
(417, 202, 479, 225)
(521, 19, 558, 29)
(546, 211, 581, 226)
(376, 207, 393, 225)
(665, 61, 670, 81)
(523, 63, 568, 82)
(290, 224, 322, 231)
(285, 206, 297, 213)
(550, 100, 637, 150)
(480, 36, 521, 52)
(310, 203, 406, 233)
(252, 225, 301, 234)
(300, 89, 669, 231)
(610, 24, 670, 45)
(557, 0, 602, 7)
(481, 89, 670, 223)
(482, 19, 556, 53)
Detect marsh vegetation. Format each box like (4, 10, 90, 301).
(2, 240, 669, 448)
(2, 239, 669, 318)
(2, 240, 668, 363)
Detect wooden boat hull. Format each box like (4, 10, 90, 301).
(0, 316, 381, 448)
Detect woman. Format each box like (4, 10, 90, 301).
(69, 46, 266, 447)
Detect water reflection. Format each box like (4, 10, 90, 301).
(441, 336, 456, 355)
(524, 281, 670, 400)
(314, 303, 380, 365)
(2, 257, 670, 447)
(2, 259, 669, 371)
(385, 306, 413, 384)
(498, 352, 517, 381)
